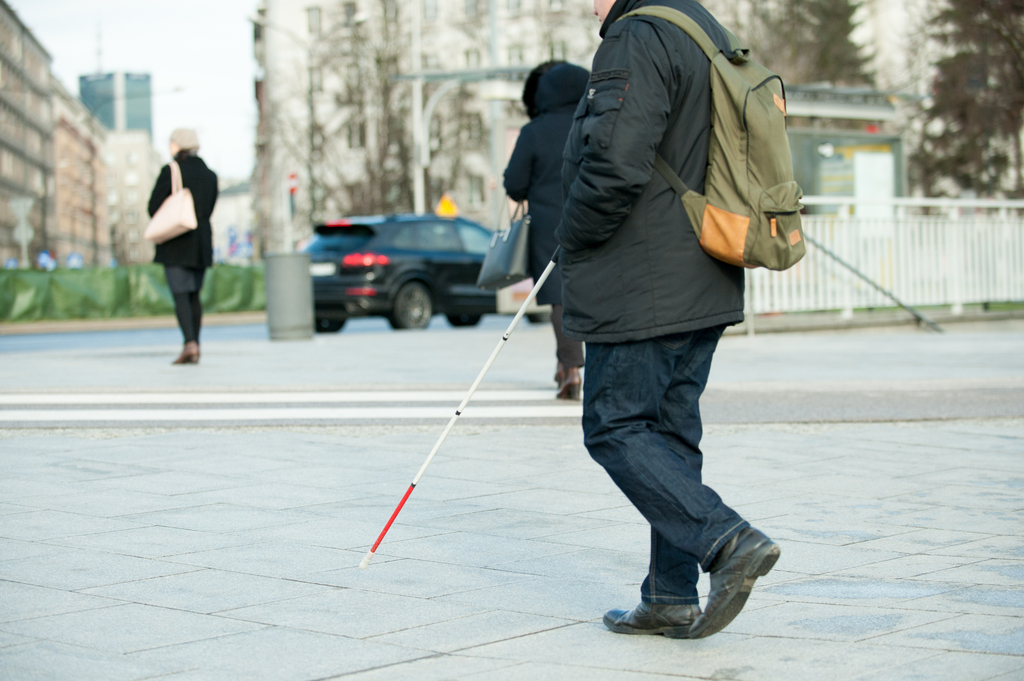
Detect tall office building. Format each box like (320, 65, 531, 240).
(79, 72, 159, 264)
(79, 72, 152, 136)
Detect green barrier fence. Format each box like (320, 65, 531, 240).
(0, 264, 265, 322)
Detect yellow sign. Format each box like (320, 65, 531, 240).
(435, 192, 459, 217)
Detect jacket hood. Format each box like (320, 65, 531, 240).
(535, 63, 590, 114)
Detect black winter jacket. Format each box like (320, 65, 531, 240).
(148, 155, 219, 269)
(555, 0, 745, 343)
(504, 63, 590, 306)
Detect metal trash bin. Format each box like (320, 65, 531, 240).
(265, 252, 313, 341)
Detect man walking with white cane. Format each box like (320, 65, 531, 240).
(556, 0, 781, 639)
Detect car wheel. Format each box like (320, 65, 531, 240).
(389, 281, 433, 329)
(315, 317, 346, 333)
(527, 312, 551, 324)
(447, 313, 482, 327)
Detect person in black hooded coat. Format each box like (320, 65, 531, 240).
(504, 61, 590, 399)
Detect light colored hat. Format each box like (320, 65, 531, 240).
(170, 128, 200, 152)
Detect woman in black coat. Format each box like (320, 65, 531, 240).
(504, 62, 589, 399)
(147, 128, 219, 364)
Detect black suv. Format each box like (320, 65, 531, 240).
(304, 214, 496, 332)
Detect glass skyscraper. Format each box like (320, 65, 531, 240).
(79, 72, 152, 135)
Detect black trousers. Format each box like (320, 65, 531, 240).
(165, 266, 206, 344)
(551, 304, 584, 369)
(173, 292, 202, 343)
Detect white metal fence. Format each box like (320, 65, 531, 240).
(746, 197, 1024, 316)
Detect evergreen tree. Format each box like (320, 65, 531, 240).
(793, 0, 875, 86)
(912, 0, 1024, 197)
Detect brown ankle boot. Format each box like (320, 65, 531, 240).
(554, 362, 565, 385)
(172, 341, 200, 365)
(557, 366, 581, 400)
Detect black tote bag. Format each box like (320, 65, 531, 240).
(476, 204, 530, 290)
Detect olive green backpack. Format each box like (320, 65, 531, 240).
(622, 6, 806, 270)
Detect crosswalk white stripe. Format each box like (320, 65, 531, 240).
(0, 390, 558, 406)
(0, 405, 583, 422)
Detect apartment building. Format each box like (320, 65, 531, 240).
(0, 0, 54, 268)
(51, 77, 109, 267)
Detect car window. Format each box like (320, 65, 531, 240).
(304, 224, 375, 254)
(456, 224, 492, 255)
(417, 222, 462, 252)
(390, 224, 418, 250)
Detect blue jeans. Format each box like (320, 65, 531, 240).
(583, 326, 748, 605)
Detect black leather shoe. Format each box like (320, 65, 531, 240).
(603, 601, 701, 639)
(689, 527, 780, 639)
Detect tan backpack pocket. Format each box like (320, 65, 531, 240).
(699, 203, 750, 268)
(749, 181, 805, 269)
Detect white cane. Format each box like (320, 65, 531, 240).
(360, 252, 561, 569)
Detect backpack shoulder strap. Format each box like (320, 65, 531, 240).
(620, 6, 748, 64)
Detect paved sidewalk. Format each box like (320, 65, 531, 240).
(2, 421, 1022, 680)
(1, 322, 1023, 679)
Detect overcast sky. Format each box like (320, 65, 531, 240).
(14, 0, 258, 180)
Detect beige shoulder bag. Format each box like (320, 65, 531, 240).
(144, 160, 198, 244)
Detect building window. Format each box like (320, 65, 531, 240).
(468, 175, 484, 206)
(384, 0, 397, 22)
(423, 54, 440, 69)
(550, 40, 567, 60)
(507, 0, 520, 14)
(127, 229, 139, 243)
(507, 45, 524, 65)
(465, 0, 480, 18)
(125, 209, 139, 225)
(343, 2, 357, 25)
(126, 151, 138, 166)
(423, 0, 437, 22)
(125, 190, 138, 205)
(123, 171, 139, 186)
(107, 189, 119, 206)
(347, 121, 365, 148)
(550, 0, 564, 9)
(308, 6, 321, 35)
(311, 67, 323, 92)
(109, 209, 120, 223)
(465, 49, 481, 69)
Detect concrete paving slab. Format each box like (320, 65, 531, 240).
(124, 626, 425, 681)
(760, 575, 965, 607)
(0, 548, 201, 591)
(868, 613, 1024, 655)
(899, 584, 1024, 617)
(0, 640, 173, 681)
(219, 587, 486, 639)
(0, 509, 147, 541)
(46, 525, 257, 558)
(462, 622, 939, 680)
(312, 558, 534, 599)
(81, 567, 333, 614)
(0, 580, 120, 623)
(338, 654, 521, 680)
(848, 651, 1024, 681)
(928, 534, 1024, 560)
(723, 600, 958, 642)
(0, 602, 263, 654)
(369, 609, 574, 653)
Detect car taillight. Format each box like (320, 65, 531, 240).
(345, 287, 377, 296)
(342, 252, 390, 268)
